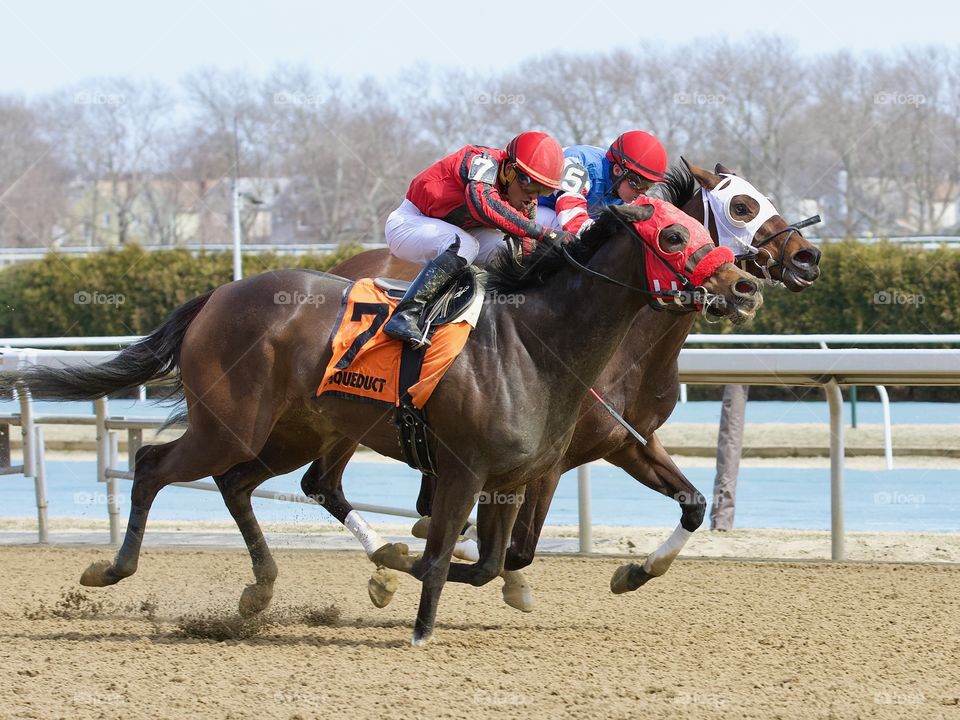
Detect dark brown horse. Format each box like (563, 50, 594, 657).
(7, 199, 761, 645)
(331, 161, 822, 610)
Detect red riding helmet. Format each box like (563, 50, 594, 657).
(606, 130, 668, 183)
(505, 131, 564, 189)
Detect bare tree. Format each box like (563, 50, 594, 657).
(0, 98, 68, 247)
(43, 78, 171, 246)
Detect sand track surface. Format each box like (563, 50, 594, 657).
(1, 546, 958, 719)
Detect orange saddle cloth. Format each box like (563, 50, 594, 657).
(316, 278, 476, 409)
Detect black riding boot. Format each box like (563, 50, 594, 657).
(383, 247, 468, 347)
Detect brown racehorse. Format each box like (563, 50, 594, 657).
(7, 200, 761, 645)
(330, 161, 822, 610)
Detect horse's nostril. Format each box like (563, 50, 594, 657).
(793, 249, 819, 267)
(735, 279, 756, 295)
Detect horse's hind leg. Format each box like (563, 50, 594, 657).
(607, 433, 703, 594)
(300, 443, 403, 608)
(300, 441, 386, 555)
(80, 432, 239, 587)
(213, 434, 324, 617)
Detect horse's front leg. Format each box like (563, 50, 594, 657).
(407, 468, 484, 646)
(445, 484, 524, 587)
(606, 432, 704, 593)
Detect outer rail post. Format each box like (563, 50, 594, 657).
(825, 380, 845, 561)
(33, 427, 49, 543)
(107, 431, 121, 546)
(18, 386, 35, 478)
(94, 397, 119, 545)
(578, 464, 592, 553)
(128, 428, 142, 471)
(875, 385, 893, 470)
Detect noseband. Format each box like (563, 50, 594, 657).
(744, 214, 822, 283)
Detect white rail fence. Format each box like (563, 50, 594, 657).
(3, 341, 960, 561)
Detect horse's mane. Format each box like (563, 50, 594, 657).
(648, 163, 697, 207)
(485, 223, 610, 294)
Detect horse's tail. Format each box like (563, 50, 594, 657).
(10, 290, 214, 401)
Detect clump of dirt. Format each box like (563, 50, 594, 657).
(175, 613, 273, 641)
(25, 589, 107, 620)
(301, 603, 342, 627)
(135, 599, 158, 621)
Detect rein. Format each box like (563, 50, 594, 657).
(559, 223, 714, 312)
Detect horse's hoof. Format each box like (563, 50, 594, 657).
(238, 583, 273, 617)
(370, 542, 409, 570)
(79, 560, 118, 587)
(411, 631, 432, 647)
(410, 516, 431, 539)
(453, 538, 479, 562)
(367, 567, 398, 608)
(501, 570, 535, 612)
(610, 563, 652, 594)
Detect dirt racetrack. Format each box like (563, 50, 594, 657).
(1, 546, 958, 719)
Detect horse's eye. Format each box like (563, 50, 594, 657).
(658, 223, 689, 252)
(734, 203, 747, 214)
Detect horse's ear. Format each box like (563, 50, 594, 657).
(684, 157, 722, 191)
(612, 203, 655, 223)
(715, 162, 736, 176)
(584, 203, 655, 242)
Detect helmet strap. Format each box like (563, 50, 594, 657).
(608, 163, 627, 195)
(499, 163, 516, 187)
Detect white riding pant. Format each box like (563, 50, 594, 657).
(385, 199, 506, 266)
(533, 205, 563, 231)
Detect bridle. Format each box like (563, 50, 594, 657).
(698, 175, 821, 284)
(738, 213, 822, 283)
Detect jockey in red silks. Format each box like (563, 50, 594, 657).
(539, 130, 668, 237)
(383, 131, 567, 347)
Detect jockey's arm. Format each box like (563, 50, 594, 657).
(464, 180, 558, 243)
(553, 191, 595, 237)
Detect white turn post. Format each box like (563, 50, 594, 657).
(578, 464, 592, 553)
(825, 380, 845, 560)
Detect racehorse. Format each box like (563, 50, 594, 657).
(7, 198, 762, 645)
(330, 160, 822, 610)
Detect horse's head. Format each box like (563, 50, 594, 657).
(602, 198, 762, 325)
(684, 160, 822, 291)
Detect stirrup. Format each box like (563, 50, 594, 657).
(385, 315, 431, 348)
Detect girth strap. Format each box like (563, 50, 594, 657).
(395, 340, 438, 475)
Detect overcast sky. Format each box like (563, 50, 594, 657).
(0, 0, 954, 97)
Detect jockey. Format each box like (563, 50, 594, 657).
(383, 131, 566, 347)
(540, 130, 668, 236)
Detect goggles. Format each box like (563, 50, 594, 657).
(514, 167, 555, 196)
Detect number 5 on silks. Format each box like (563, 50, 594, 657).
(559, 159, 589, 195)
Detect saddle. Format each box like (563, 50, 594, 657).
(384, 268, 482, 475)
(317, 269, 485, 476)
(373, 266, 484, 332)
